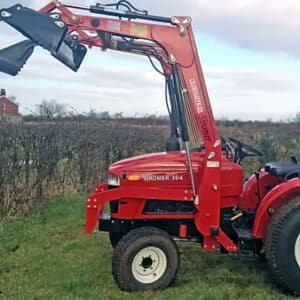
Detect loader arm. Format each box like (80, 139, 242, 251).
(0, 1, 225, 244)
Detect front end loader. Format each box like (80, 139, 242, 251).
(1, 1, 300, 295)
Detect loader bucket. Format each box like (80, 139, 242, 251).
(0, 4, 67, 53)
(52, 35, 87, 72)
(0, 40, 35, 76)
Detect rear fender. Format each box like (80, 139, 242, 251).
(241, 171, 280, 209)
(252, 178, 300, 238)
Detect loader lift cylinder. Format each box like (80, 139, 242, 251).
(166, 76, 180, 152)
(172, 64, 196, 197)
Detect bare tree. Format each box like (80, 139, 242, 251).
(35, 99, 67, 118)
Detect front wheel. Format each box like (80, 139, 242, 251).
(112, 227, 179, 291)
(265, 197, 300, 296)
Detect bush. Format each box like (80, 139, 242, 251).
(0, 119, 299, 219)
(0, 119, 168, 218)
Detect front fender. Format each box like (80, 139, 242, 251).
(252, 178, 300, 238)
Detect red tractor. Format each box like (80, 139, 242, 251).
(1, 1, 299, 295)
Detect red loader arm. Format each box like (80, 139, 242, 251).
(0, 1, 229, 248)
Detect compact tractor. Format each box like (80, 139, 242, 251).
(0, 1, 300, 295)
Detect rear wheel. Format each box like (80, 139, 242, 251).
(112, 227, 179, 291)
(265, 197, 300, 296)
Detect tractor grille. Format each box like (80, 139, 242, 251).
(143, 200, 195, 214)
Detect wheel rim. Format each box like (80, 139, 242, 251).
(295, 234, 300, 268)
(131, 246, 167, 284)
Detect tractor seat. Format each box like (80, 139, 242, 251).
(265, 162, 300, 178)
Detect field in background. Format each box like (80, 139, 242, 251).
(0, 118, 299, 220)
(0, 196, 295, 299)
(0, 120, 299, 299)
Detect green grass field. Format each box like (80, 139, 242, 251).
(0, 197, 296, 299)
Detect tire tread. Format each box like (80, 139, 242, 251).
(112, 226, 179, 291)
(265, 197, 300, 296)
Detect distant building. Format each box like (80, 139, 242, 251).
(0, 89, 22, 123)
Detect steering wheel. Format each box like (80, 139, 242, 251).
(222, 137, 263, 164)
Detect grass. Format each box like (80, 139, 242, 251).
(0, 197, 297, 300)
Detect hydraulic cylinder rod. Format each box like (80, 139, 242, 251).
(172, 64, 196, 197)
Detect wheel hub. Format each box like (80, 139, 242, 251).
(131, 246, 167, 284)
(141, 256, 153, 269)
(295, 233, 300, 268)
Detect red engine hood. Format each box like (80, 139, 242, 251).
(109, 151, 204, 174)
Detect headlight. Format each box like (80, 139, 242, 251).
(107, 174, 120, 187)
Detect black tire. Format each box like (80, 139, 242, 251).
(112, 226, 179, 291)
(109, 231, 122, 248)
(265, 196, 300, 296)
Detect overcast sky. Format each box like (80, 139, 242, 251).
(1, 0, 300, 120)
